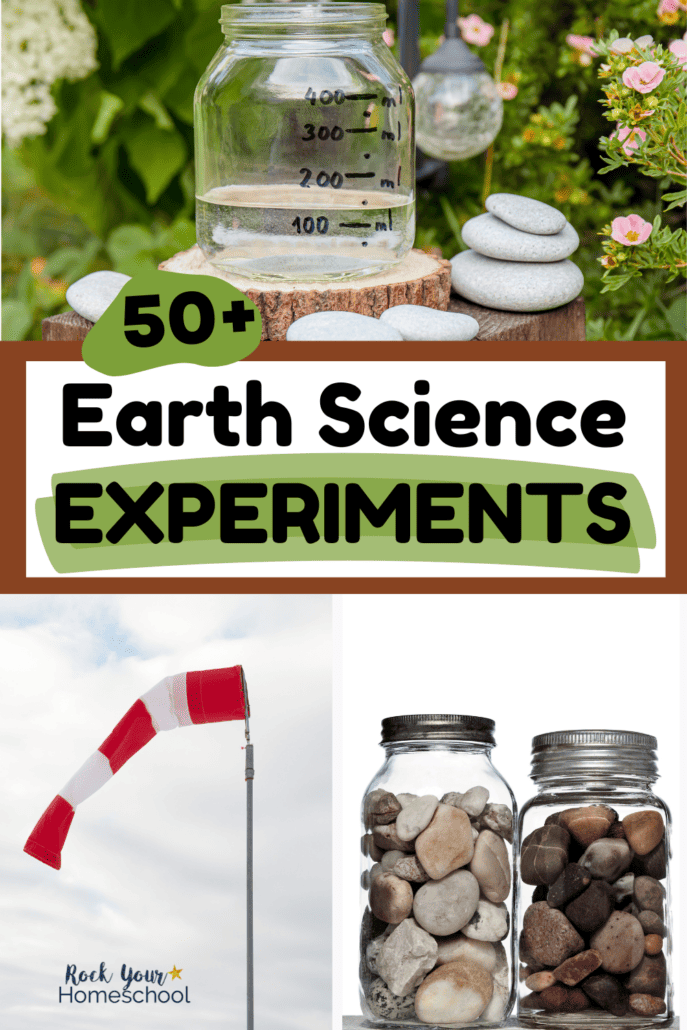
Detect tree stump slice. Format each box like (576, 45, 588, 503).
(158, 244, 452, 341)
(42, 310, 93, 341)
(448, 294, 586, 341)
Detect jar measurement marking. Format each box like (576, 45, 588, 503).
(345, 127, 378, 134)
(304, 87, 379, 105)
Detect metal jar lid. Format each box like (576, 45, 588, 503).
(381, 714, 495, 745)
(531, 728, 658, 783)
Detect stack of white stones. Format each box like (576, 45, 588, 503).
(450, 193, 584, 313)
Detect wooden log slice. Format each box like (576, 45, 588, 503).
(42, 310, 93, 342)
(158, 244, 452, 341)
(448, 294, 586, 341)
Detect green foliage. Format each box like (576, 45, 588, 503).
(2, 0, 686, 340)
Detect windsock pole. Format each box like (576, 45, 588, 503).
(244, 684, 254, 1030)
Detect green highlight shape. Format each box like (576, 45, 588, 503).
(81, 270, 261, 376)
(35, 453, 656, 575)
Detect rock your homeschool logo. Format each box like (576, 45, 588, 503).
(59, 963, 190, 1005)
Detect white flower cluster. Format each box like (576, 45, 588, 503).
(2, 0, 98, 148)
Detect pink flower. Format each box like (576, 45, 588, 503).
(496, 81, 518, 99)
(383, 28, 394, 47)
(611, 125, 647, 156)
(458, 14, 495, 47)
(611, 214, 653, 245)
(566, 34, 596, 54)
(669, 39, 687, 63)
(622, 61, 666, 92)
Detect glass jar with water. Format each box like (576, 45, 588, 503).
(194, 3, 415, 281)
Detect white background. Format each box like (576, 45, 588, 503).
(26, 360, 665, 578)
(334, 593, 681, 1018)
(0, 594, 331, 1030)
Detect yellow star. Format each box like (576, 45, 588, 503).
(168, 966, 183, 980)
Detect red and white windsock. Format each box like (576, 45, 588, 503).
(24, 665, 249, 870)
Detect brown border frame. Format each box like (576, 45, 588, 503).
(5, 339, 684, 594)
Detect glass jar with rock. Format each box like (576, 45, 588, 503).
(517, 730, 673, 1026)
(359, 714, 516, 1027)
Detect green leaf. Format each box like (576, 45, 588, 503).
(92, 0, 176, 70)
(665, 296, 687, 340)
(124, 123, 187, 203)
(138, 91, 175, 131)
(91, 92, 125, 144)
(2, 299, 33, 340)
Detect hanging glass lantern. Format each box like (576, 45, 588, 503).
(412, 1, 503, 161)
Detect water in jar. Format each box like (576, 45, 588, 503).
(194, 4, 415, 282)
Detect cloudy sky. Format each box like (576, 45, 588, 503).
(0, 594, 331, 1029)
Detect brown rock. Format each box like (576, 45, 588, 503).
(545, 812, 562, 826)
(538, 984, 588, 1012)
(520, 992, 542, 1009)
(644, 934, 663, 956)
(521, 825, 570, 886)
(629, 993, 667, 1016)
(469, 829, 511, 904)
(624, 952, 666, 998)
(547, 863, 591, 909)
(521, 902, 584, 967)
(525, 970, 556, 991)
(554, 949, 602, 986)
(634, 875, 665, 915)
(565, 880, 612, 933)
(590, 911, 645, 974)
(579, 838, 633, 881)
(581, 972, 629, 1016)
(365, 789, 401, 828)
(415, 803, 474, 880)
(362, 833, 384, 862)
(414, 958, 493, 1023)
(372, 823, 415, 853)
(559, 805, 616, 847)
(532, 884, 548, 904)
(622, 810, 665, 856)
(369, 872, 414, 924)
(631, 839, 666, 879)
(607, 821, 626, 839)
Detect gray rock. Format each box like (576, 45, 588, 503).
(440, 791, 464, 808)
(366, 927, 393, 974)
(477, 803, 514, 844)
(470, 829, 511, 904)
(361, 833, 383, 862)
(634, 875, 665, 915)
(377, 918, 438, 996)
(450, 251, 583, 313)
(413, 868, 480, 936)
(285, 311, 403, 341)
(486, 192, 567, 235)
(638, 910, 666, 936)
(379, 304, 479, 341)
(369, 862, 384, 883)
(610, 872, 635, 903)
(381, 849, 406, 871)
(482, 980, 508, 1020)
(580, 838, 633, 881)
(364, 789, 401, 828)
(590, 911, 645, 974)
(393, 854, 431, 883)
(396, 793, 418, 808)
(396, 794, 439, 842)
(462, 897, 510, 942)
(66, 271, 131, 323)
(365, 976, 417, 1019)
(458, 785, 489, 817)
(372, 823, 414, 853)
(462, 213, 579, 263)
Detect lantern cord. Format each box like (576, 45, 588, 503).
(445, 1, 459, 39)
(245, 738, 254, 1030)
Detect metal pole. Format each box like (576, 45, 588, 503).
(245, 731, 254, 1030)
(397, 0, 420, 80)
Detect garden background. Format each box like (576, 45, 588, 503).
(2, 0, 685, 340)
